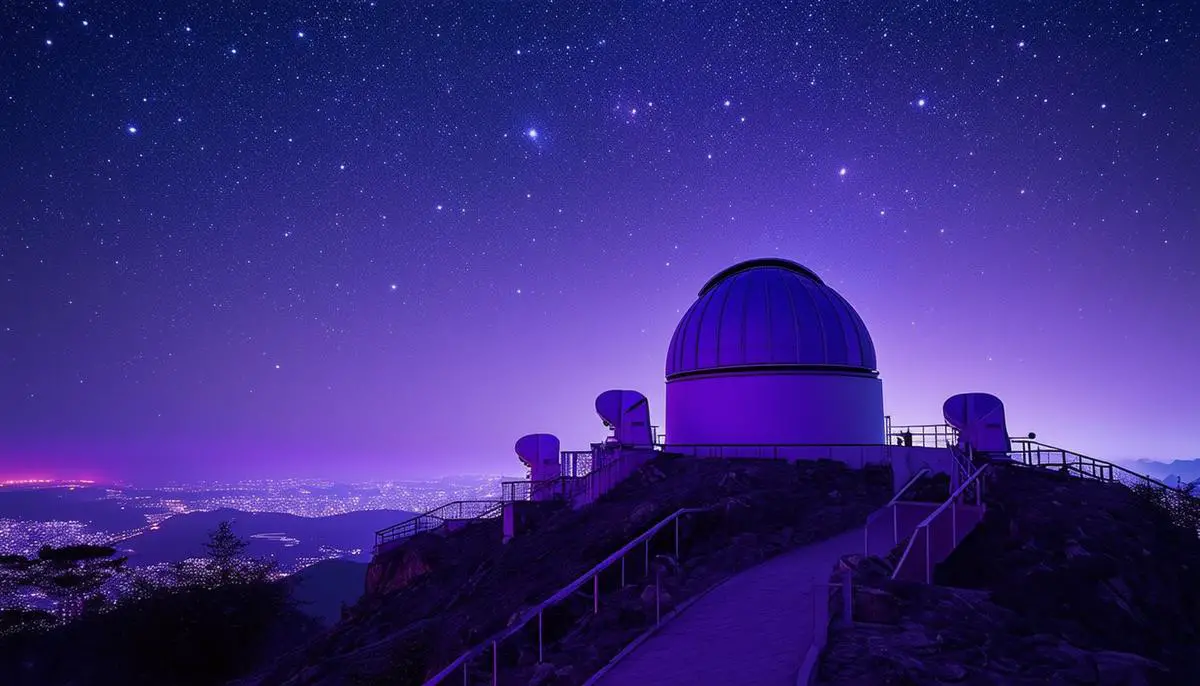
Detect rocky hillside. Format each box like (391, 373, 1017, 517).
(817, 463, 1200, 685)
(245, 454, 892, 685)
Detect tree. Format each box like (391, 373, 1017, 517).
(0, 545, 126, 635)
(35, 545, 127, 619)
(173, 521, 275, 590)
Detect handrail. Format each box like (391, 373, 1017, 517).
(915, 464, 988, 529)
(1010, 439, 1192, 495)
(863, 468, 929, 556)
(891, 464, 989, 583)
(887, 423, 959, 448)
(374, 499, 503, 548)
(423, 505, 715, 685)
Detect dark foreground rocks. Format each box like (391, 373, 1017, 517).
(817, 464, 1200, 686)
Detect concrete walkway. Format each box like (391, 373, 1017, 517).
(593, 526, 861, 686)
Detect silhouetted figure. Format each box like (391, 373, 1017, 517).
(902, 430, 913, 447)
(895, 436, 904, 446)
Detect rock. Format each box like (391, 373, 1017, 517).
(732, 532, 758, 547)
(642, 464, 667, 483)
(1092, 650, 1166, 686)
(364, 545, 434, 595)
(1064, 539, 1090, 559)
(627, 502, 657, 528)
(929, 662, 968, 682)
(529, 662, 558, 686)
(639, 584, 674, 612)
(852, 587, 901, 625)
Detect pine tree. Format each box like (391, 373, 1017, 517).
(205, 521, 250, 587)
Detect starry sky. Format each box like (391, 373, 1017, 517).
(1, 1, 1197, 483)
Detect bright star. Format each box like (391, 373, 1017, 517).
(723, 100, 731, 107)
(390, 284, 397, 291)
(839, 167, 847, 177)
(917, 98, 926, 107)
(126, 126, 138, 134)
(527, 128, 538, 139)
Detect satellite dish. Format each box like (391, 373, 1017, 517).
(595, 390, 653, 447)
(515, 433, 561, 482)
(943, 393, 1010, 454)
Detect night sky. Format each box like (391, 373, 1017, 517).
(2, 2, 1197, 483)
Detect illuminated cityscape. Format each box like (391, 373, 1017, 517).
(0, 476, 506, 558)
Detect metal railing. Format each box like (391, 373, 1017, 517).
(1008, 439, 1167, 487)
(560, 450, 597, 478)
(660, 443, 895, 469)
(891, 464, 989, 584)
(796, 569, 853, 686)
(862, 468, 931, 557)
(423, 506, 714, 685)
(949, 443, 974, 489)
(374, 500, 504, 550)
(501, 475, 586, 502)
(1008, 438, 1200, 530)
(887, 423, 959, 448)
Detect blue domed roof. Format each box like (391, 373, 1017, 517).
(666, 258, 877, 379)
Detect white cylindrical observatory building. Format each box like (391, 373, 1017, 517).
(664, 258, 884, 446)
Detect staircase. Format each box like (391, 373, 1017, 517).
(373, 446, 656, 557)
(868, 437, 1200, 585)
(374, 500, 504, 555)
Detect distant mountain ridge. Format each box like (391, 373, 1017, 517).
(1124, 458, 1200, 488)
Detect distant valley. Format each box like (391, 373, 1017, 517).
(120, 507, 416, 570)
(0, 476, 503, 574)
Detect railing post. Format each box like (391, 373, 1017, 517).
(674, 517, 680, 559)
(645, 539, 649, 574)
(463, 658, 468, 686)
(924, 529, 932, 584)
(952, 500, 958, 545)
(620, 556, 626, 587)
(655, 567, 661, 624)
(892, 504, 899, 546)
(538, 610, 543, 663)
(492, 640, 498, 686)
(593, 574, 599, 614)
(840, 567, 853, 626)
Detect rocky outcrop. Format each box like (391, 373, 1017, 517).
(816, 465, 1200, 685)
(364, 542, 437, 596)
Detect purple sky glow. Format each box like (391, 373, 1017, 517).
(2, 2, 1197, 482)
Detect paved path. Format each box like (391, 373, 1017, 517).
(593, 526, 862, 686)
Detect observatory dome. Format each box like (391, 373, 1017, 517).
(666, 258, 877, 378)
(664, 258, 884, 447)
